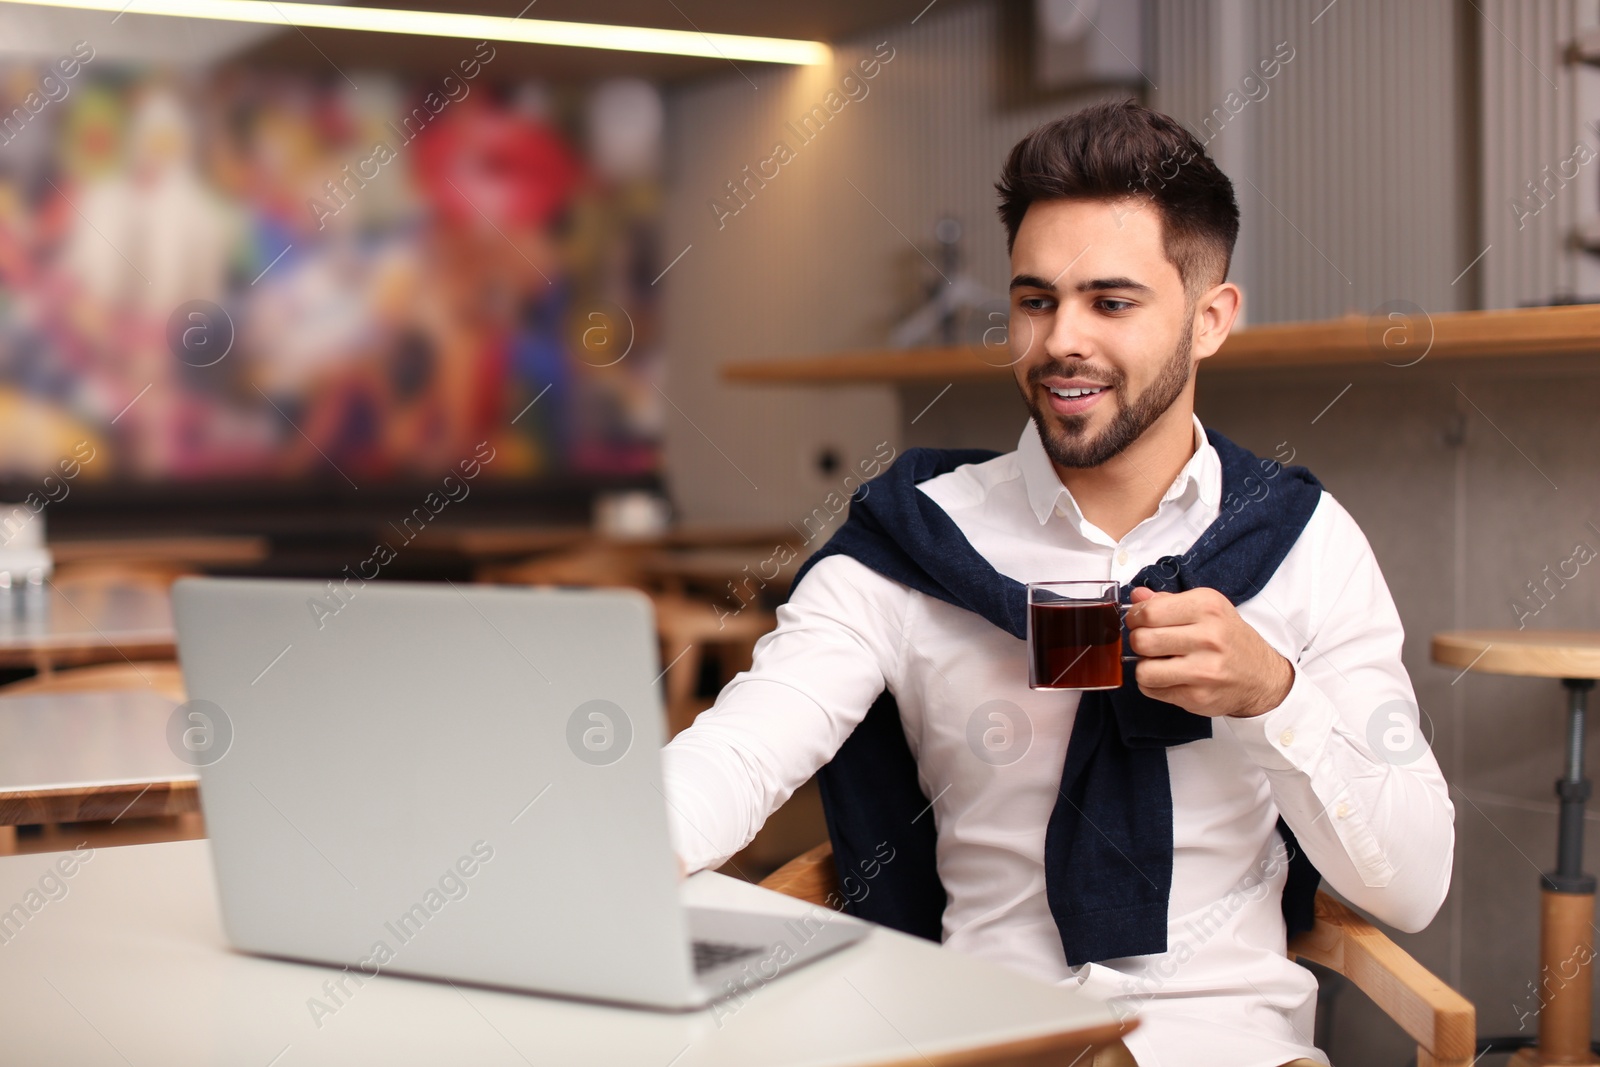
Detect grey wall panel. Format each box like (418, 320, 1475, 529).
(1479, 0, 1594, 308)
(1240, 0, 1469, 324)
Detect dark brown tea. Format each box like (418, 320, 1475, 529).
(1029, 600, 1123, 690)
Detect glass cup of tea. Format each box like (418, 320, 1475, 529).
(1026, 580, 1138, 691)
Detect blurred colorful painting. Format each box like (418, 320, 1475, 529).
(0, 46, 664, 485)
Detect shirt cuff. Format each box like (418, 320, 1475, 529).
(659, 749, 735, 876)
(1221, 659, 1337, 773)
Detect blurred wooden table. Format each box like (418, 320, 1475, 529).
(440, 524, 795, 564)
(0, 687, 200, 854)
(0, 580, 174, 672)
(50, 535, 268, 568)
(640, 546, 804, 597)
(1433, 630, 1600, 1066)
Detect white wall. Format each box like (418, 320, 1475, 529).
(657, 1, 1124, 528)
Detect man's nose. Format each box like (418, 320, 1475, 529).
(1041, 305, 1091, 365)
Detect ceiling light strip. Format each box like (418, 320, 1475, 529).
(1, 0, 833, 64)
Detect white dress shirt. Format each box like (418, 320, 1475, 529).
(660, 415, 1455, 1067)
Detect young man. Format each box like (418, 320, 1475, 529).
(661, 101, 1454, 1066)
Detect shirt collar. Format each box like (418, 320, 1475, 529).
(1018, 413, 1220, 528)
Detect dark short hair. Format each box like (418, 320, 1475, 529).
(994, 100, 1240, 295)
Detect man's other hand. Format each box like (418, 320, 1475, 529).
(1124, 585, 1294, 719)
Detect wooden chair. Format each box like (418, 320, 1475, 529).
(760, 841, 1476, 1067)
(651, 591, 775, 736)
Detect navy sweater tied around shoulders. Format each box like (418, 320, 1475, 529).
(785, 428, 1325, 967)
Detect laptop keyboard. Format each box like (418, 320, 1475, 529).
(692, 938, 764, 974)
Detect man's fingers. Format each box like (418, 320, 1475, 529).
(1139, 655, 1209, 697)
(1127, 587, 1234, 629)
(1133, 655, 1192, 693)
(1125, 589, 1202, 628)
(1123, 587, 1166, 626)
(1126, 622, 1206, 658)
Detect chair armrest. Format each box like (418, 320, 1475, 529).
(759, 841, 837, 907)
(765, 849, 1475, 1063)
(1289, 891, 1474, 1063)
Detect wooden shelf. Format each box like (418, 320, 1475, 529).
(721, 304, 1600, 385)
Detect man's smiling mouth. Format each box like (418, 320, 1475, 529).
(1042, 383, 1109, 417)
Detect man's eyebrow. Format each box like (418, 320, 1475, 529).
(1008, 273, 1054, 292)
(1008, 274, 1155, 294)
(1075, 276, 1153, 294)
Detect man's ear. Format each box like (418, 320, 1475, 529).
(1190, 282, 1242, 364)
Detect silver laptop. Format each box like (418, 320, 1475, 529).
(172, 576, 866, 1011)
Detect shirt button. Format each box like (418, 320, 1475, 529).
(1279, 729, 1295, 746)
(1116, 549, 1130, 566)
(1335, 802, 1350, 820)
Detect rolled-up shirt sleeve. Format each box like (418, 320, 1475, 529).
(660, 554, 908, 875)
(1224, 498, 1455, 933)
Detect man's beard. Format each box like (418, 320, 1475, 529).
(1021, 325, 1194, 470)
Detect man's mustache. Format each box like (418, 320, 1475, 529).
(1026, 362, 1121, 388)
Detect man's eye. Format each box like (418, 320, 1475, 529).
(1020, 296, 1052, 311)
(1097, 299, 1134, 313)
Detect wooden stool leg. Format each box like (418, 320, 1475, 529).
(1534, 889, 1597, 1064)
(0, 825, 15, 856)
(1513, 679, 1600, 1067)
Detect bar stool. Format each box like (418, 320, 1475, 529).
(1433, 630, 1600, 1065)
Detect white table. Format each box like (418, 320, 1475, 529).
(0, 689, 197, 845)
(0, 581, 174, 671)
(0, 840, 1125, 1066)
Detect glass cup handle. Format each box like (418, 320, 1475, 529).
(1116, 601, 1141, 662)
